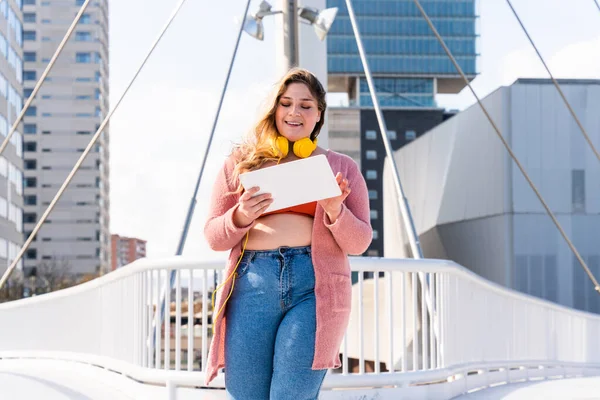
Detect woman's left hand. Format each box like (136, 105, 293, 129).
(318, 172, 351, 223)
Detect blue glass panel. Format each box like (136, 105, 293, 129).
(328, 55, 476, 75)
(329, 17, 476, 36)
(328, 37, 475, 56)
(359, 94, 436, 107)
(359, 78, 433, 94)
(327, 0, 476, 17)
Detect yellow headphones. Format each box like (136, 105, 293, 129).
(272, 135, 318, 159)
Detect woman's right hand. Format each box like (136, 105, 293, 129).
(232, 187, 273, 227)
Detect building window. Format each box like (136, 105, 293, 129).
(25, 106, 36, 116)
(75, 52, 91, 63)
(24, 213, 37, 223)
(75, 31, 92, 41)
(387, 130, 397, 140)
(24, 0, 35, 4)
(24, 124, 37, 134)
(24, 89, 34, 98)
(24, 159, 37, 170)
(23, 12, 36, 23)
(367, 249, 379, 257)
(572, 169, 585, 213)
(370, 210, 378, 220)
(372, 230, 379, 240)
(24, 70, 37, 81)
(24, 195, 37, 205)
(368, 190, 378, 200)
(24, 177, 37, 187)
(366, 150, 377, 160)
(80, 13, 91, 24)
(366, 170, 377, 180)
(24, 52, 37, 62)
(26, 249, 37, 259)
(76, 131, 91, 135)
(365, 130, 377, 140)
(23, 31, 36, 41)
(24, 142, 37, 152)
(405, 130, 417, 141)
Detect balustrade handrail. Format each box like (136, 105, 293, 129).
(2, 255, 600, 395)
(2, 256, 599, 321)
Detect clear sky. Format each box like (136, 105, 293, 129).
(107, 0, 600, 261)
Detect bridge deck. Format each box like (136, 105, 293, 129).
(2, 358, 599, 400)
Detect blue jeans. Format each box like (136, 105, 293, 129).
(224, 245, 327, 400)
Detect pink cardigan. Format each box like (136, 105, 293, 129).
(203, 150, 372, 385)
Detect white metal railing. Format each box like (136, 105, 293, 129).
(1, 256, 600, 399)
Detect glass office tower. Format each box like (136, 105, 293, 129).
(327, 0, 478, 107)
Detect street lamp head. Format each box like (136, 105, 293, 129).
(243, 1, 284, 41)
(243, 14, 264, 41)
(298, 6, 338, 41)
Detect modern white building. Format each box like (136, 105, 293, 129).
(0, 0, 24, 276)
(384, 79, 600, 313)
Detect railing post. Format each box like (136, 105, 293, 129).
(166, 380, 177, 400)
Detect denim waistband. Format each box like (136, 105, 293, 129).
(242, 245, 311, 260)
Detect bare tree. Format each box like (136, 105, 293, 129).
(0, 273, 24, 303)
(33, 256, 75, 292)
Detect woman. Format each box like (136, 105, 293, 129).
(204, 68, 372, 399)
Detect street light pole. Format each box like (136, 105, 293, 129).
(281, 0, 299, 69)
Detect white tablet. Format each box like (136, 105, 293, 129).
(239, 154, 342, 213)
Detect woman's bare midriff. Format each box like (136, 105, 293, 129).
(245, 213, 313, 250)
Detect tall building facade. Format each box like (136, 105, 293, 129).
(22, 0, 110, 276)
(326, 0, 478, 256)
(111, 234, 146, 271)
(0, 0, 24, 276)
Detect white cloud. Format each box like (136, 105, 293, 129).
(546, 36, 600, 79)
(499, 36, 600, 85)
(438, 35, 600, 111)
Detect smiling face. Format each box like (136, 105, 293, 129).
(275, 82, 322, 143)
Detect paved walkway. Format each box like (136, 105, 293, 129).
(3, 358, 599, 399)
(0, 358, 226, 400)
(454, 376, 600, 399)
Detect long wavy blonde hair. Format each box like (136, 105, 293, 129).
(230, 68, 327, 192)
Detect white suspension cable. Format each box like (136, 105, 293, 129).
(343, 0, 440, 339)
(0, 0, 92, 157)
(0, 0, 190, 291)
(506, 0, 600, 164)
(343, 0, 422, 259)
(412, 0, 600, 294)
(594, 0, 600, 13)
